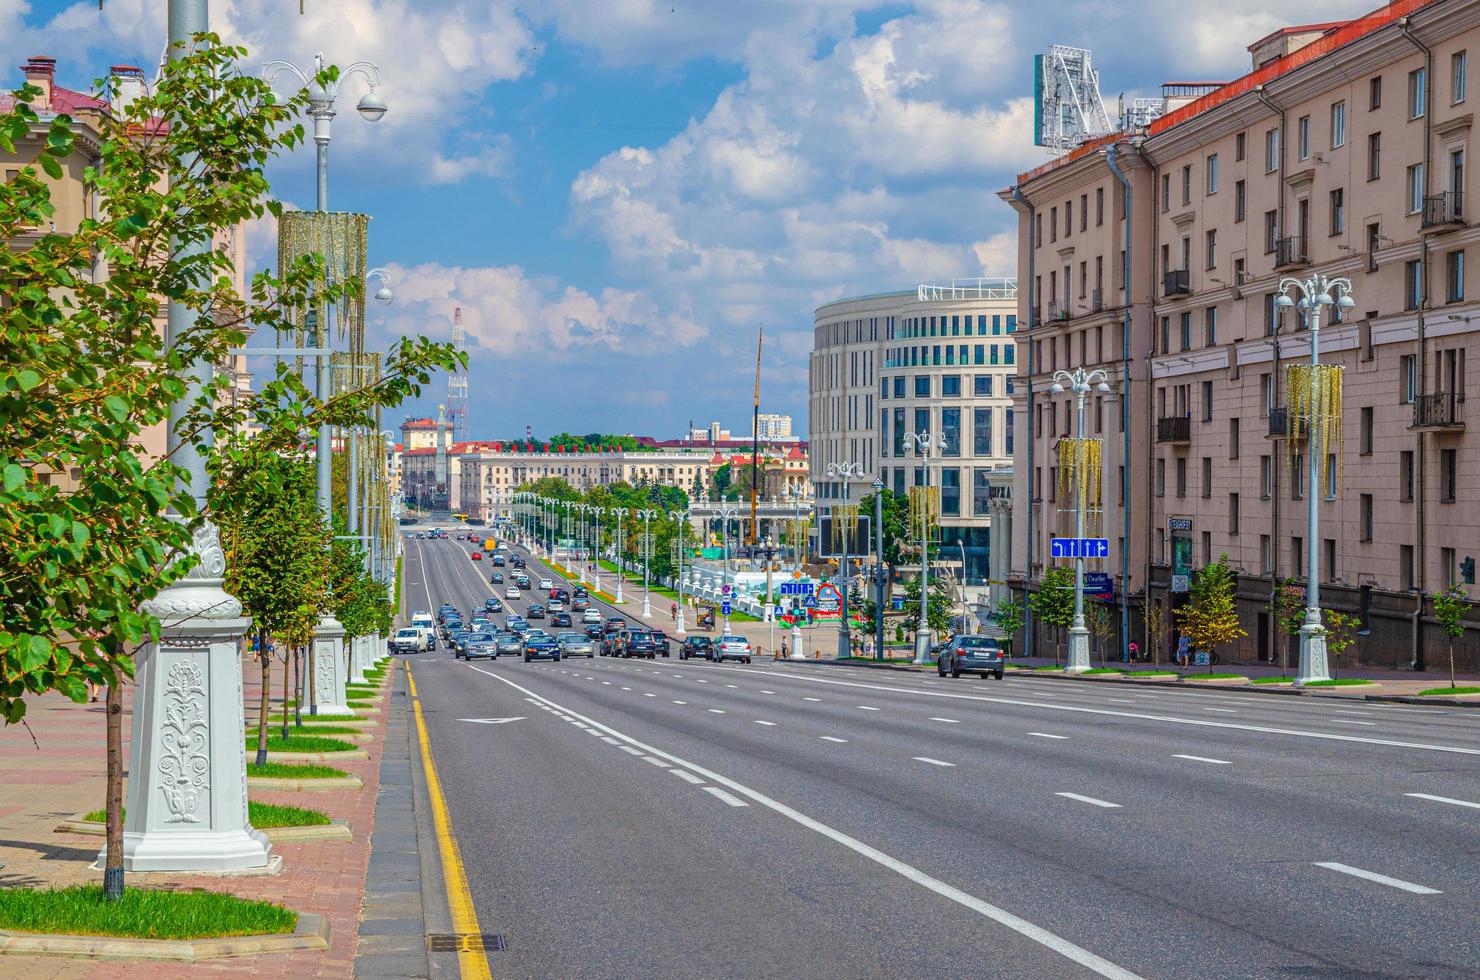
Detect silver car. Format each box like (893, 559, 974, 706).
(493, 631, 523, 657)
(557, 631, 595, 658)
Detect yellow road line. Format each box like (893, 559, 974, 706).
(407, 664, 491, 980)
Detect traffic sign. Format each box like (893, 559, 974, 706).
(805, 596, 818, 609)
(1050, 537, 1109, 559)
(722, 583, 732, 595)
(721, 600, 732, 615)
(780, 582, 815, 596)
(1084, 572, 1114, 600)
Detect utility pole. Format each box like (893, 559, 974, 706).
(1049, 366, 1112, 673)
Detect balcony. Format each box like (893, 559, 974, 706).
(1266, 407, 1308, 439)
(1421, 191, 1464, 233)
(1162, 269, 1190, 296)
(1047, 303, 1070, 322)
(1412, 392, 1465, 430)
(1090, 288, 1105, 313)
(1156, 415, 1191, 444)
(1274, 236, 1308, 270)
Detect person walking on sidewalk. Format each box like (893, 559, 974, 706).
(780, 638, 788, 660)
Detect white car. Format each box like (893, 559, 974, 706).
(547, 599, 565, 612)
(582, 608, 603, 624)
(505, 586, 522, 599)
(539, 578, 553, 590)
(715, 635, 753, 664)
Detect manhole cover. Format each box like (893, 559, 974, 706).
(427, 933, 506, 952)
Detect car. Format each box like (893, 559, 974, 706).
(506, 617, 530, 636)
(571, 597, 590, 612)
(514, 574, 531, 588)
(680, 636, 713, 661)
(469, 619, 492, 634)
(583, 624, 604, 641)
(582, 608, 603, 624)
(490, 572, 505, 584)
(511, 556, 526, 569)
(449, 630, 472, 655)
(440, 618, 463, 640)
(523, 632, 560, 661)
(415, 531, 425, 539)
(526, 604, 546, 620)
(557, 631, 595, 658)
(491, 554, 506, 567)
(505, 586, 522, 599)
(550, 588, 569, 603)
(551, 611, 572, 628)
(484, 597, 503, 612)
(390, 627, 428, 654)
(649, 629, 672, 657)
(621, 630, 658, 659)
(936, 635, 1006, 679)
(471, 552, 482, 561)
(460, 632, 497, 661)
(411, 611, 434, 632)
(573, 586, 589, 599)
(547, 599, 565, 613)
(539, 578, 553, 590)
(715, 635, 753, 663)
(493, 631, 523, 657)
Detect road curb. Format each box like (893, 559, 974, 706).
(1362, 693, 1480, 708)
(0, 912, 330, 961)
(55, 815, 354, 843)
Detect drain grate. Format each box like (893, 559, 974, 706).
(427, 933, 506, 953)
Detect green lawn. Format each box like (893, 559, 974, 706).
(1418, 685, 1480, 696)
(1302, 678, 1373, 687)
(84, 801, 329, 829)
(1080, 667, 1124, 675)
(291, 713, 363, 724)
(345, 700, 373, 710)
(1029, 664, 1067, 671)
(1251, 676, 1293, 685)
(247, 761, 349, 779)
(249, 725, 360, 736)
(246, 734, 357, 754)
(0, 885, 297, 940)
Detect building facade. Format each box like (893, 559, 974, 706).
(455, 449, 728, 522)
(809, 280, 1019, 589)
(1006, 0, 1480, 671)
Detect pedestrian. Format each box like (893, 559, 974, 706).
(1127, 641, 1139, 664)
(864, 635, 874, 658)
(780, 637, 789, 659)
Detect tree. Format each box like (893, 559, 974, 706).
(902, 572, 952, 645)
(1146, 600, 1168, 668)
(1030, 567, 1076, 663)
(1273, 578, 1307, 672)
(992, 597, 1025, 659)
(1088, 603, 1117, 667)
(1323, 610, 1359, 679)
(1432, 584, 1469, 690)
(1175, 555, 1246, 671)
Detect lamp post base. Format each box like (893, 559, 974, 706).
(790, 625, 806, 659)
(1065, 625, 1092, 673)
(1295, 624, 1331, 686)
(912, 631, 932, 665)
(643, 596, 652, 618)
(836, 630, 851, 661)
(302, 616, 355, 716)
(675, 609, 686, 635)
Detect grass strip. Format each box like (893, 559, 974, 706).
(1417, 685, 1480, 696)
(345, 700, 373, 710)
(246, 734, 357, 754)
(1125, 670, 1177, 677)
(1183, 673, 1247, 680)
(1080, 668, 1124, 675)
(0, 885, 297, 941)
(291, 713, 363, 723)
(249, 724, 361, 736)
(1302, 678, 1374, 687)
(84, 801, 330, 829)
(1251, 676, 1293, 684)
(1029, 664, 1066, 671)
(247, 761, 348, 779)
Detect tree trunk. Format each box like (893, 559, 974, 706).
(103, 676, 124, 901)
(1451, 637, 1457, 689)
(281, 647, 292, 740)
(293, 647, 303, 727)
(256, 631, 271, 767)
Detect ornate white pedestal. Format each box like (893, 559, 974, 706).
(346, 636, 368, 685)
(108, 523, 273, 872)
(301, 615, 354, 715)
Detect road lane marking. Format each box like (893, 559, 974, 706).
(1333, 720, 1376, 726)
(619, 745, 644, 756)
(1028, 732, 1069, 740)
(708, 708, 726, 713)
(1313, 862, 1441, 894)
(761, 690, 776, 694)
(642, 756, 670, 768)
(1406, 792, 1480, 810)
(621, 686, 632, 691)
(672, 700, 687, 705)
(602, 681, 612, 685)
(600, 737, 620, 745)
(1203, 708, 1238, 713)
(820, 736, 848, 743)
(1173, 754, 1231, 765)
(1056, 792, 1121, 809)
(643, 692, 656, 697)
(930, 717, 961, 724)
(670, 769, 704, 785)
(1106, 699, 1136, 704)
(466, 664, 1143, 980)
(914, 756, 956, 767)
(726, 684, 739, 688)
(754, 720, 777, 726)
(857, 705, 880, 711)
(803, 697, 822, 702)
(703, 786, 749, 807)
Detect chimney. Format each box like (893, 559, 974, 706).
(109, 64, 147, 114)
(21, 56, 56, 103)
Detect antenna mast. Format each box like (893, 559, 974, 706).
(447, 306, 468, 444)
(749, 326, 763, 545)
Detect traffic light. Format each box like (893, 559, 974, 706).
(1462, 556, 1475, 585)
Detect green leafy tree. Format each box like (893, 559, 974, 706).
(1030, 567, 1076, 663)
(1432, 584, 1470, 690)
(1323, 610, 1359, 679)
(992, 597, 1025, 659)
(1146, 600, 1168, 668)
(1273, 578, 1307, 672)
(1175, 555, 1246, 671)
(1088, 603, 1117, 667)
(901, 571, 952, 644)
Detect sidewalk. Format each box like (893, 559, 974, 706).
(0, 656, 399, 977)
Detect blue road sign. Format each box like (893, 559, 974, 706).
(1050, 537, 1110, 560)
(805, 596, 818, 609)
(721, 601, 732, 615)
(1084, 572, 1114, 599)
(780, 582, 815, 596)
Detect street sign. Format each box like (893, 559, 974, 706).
(805, 596, 818, 609)
(780, 582, 815, 596)
(1050, 537, 1109, 559)
(1084, 572, 1114, 600)
(721, 600, 732, 615)
(722, 583, 732, 595)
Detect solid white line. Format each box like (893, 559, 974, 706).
(703, 786, 749, 807)
(1313, 862, 1441, 894)
(643, 692, 656, 697)
(1173, 754, 1231, 765)
(819, 736, 848, 743)
(670, 769, 704, 785)
(803, 697, 822, 702)
(619, 745, 644, 756)
(754, 720, 777, 726)
(1055, 792, 1121, 809)
(641, 755, 670, 768)
(913, 756, 956, 767)
(672, 700, 687, 705)
(1406, 792, 1480, 810)
(466, 663, 1143, 980)
(707, 708, 726, 714)
(1028, 732, 1069, 740)
(930, 717, 961, 724)
(857, 705, 881, 711)
(1332, 720, 1376, 726)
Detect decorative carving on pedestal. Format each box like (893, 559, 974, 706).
(158, 661, 210, 824)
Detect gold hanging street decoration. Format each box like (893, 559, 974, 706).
(908, 486, 939, 541)
(1286, 363, 1344, 494)
(1056, 437, 1103, 531)
(277, 211, 371, 355)
(832, 504, 860, 548)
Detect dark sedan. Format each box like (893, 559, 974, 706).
(680, 636, 714, 661)
(523, 632, 560, 662)
(551, 611, 572, 628)
(526, 604, 546, 620)
(936, 635, 1006, 679)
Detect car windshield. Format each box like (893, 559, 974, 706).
(470, 633, 493, 642)
(725, 636, 749, 644)
(959, 637, 1000, 649)
(396, 629, 417, 637)
(558, 632, 584, 642)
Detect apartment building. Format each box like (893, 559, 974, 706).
(1005, 0, 1480, 671)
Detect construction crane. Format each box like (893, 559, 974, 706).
(749, 326, 762, 545)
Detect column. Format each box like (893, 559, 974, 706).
(301, 615, 354, 715)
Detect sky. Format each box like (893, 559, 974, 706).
(5, 0, 1374, 441)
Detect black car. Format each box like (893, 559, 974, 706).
(649, 629, 672, 657)
(621, 630, 658, 659)
(449, 630, 472, 655)
(511, 556, 526, 569)
(551, 611, 572, 627)
(526, 604, 546, 620)
(484, 596, 503, 613)
(441, 618, 463, 639)
(490, 571, 505, 584)
(523, 632, 560, 662)
(583, 624, 604, 641)
(459, 632, 497, 661)
(491, 554, 506, 567)
(936, 635, 1006, 679)
(680, 636, 714, 661)
(573, 586, 589, 598)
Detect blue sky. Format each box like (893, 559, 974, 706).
(6, 0, 1371, 441)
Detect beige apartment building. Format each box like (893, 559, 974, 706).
(453, 449, 720, 522)
(1005, 0, 1480, 671)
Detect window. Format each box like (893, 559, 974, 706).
(1407, 163, 1425, 214)
(1370, 74, 1383, 110)
(1035, 213, 1042, 247)
(973, 408, 993, 456)
(1326, 453, 1338, 500)
(1293, 536, 1304, 572)
(1156, 457, 1165, 496)
(1080, 193, 1088, 232)
(1291, 452, 1304, 499)
(1160, 315, 1170, 354)
(1161, 173, 1171, 212)
(1202, 531, 1212, 566)
(1181, 164, 1191, 204)
(1360, 493, 1374, 541)
(1367, 132, 1381, 181)
(1179, 311, 1192, 352)
(915, 375, 930, 398)
(1206, 153, 1219, 194)
(1330, 101, 1346, 148)
(914, 408, 930, 442)
(1202, 380, 1214, 420)
(1230, 417, 1240, 459)
(1361, 406, 1374, 455)
(1260, 455, 1273, 499)
(1400, 450, 1415, 501)
(1234, 180, 1246, 222)
(1265, 127, 1279, 173)
(1205, 228, 1217, 268)
(1441, 448, 1458, 502)
(1402, 354, 1417, 403)
(1235, 131, 1246, 161)
(942, 374, 961, 397)
(1176, 457, 1187, 497)
(1401, 545, 1415, 591)
(1229, 493, 1240, 534)
(1330, 188, 1344, 235)
(1405, 260, 1422, 311)
(940, 468, 960, 516)
(973, 375, 991, 397)
(1325, 538, 1337, 582)
(1455, 50, 1468, 104)
(1096, 186, 1104, 225)
(892, 377, 905, 398)
(1204, 306, 1217, 347)
(1005, 409, 1014, 455)
(1065, 200, 1073, 236)
(972, 469, 992, 516)
(892, 408, 906, 456)
(1410, 66, 1427, 118)
(1442, 547, 1457, 586)
(1264, 210, 1279, 254)
(1297, 115, 1310, 159)
(942, 408, 961, 457)
(1260, 535, 1272, 573)
(1201, 457, 1212, 497)
(1368, 222, 1382, 272)
(1448, 249, 1466, 303)
(1264, 292, 1278, 336)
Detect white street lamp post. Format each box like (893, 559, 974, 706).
(717, 503, 739, 636)
(905, 431, 947, 664)
(592, 507, 603, 593)
(1276, 273, 1355, 685)
(614, 513, 625, 603)
(639, 508, 658, 618)
(1050, 366, 1112, 674)
(826, 461, 867, 659)
(675, 509, 690, 634)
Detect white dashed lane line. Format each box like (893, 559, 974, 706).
(703, 786, 749, 807)
(1405, 792, 1480, 810)
(754, 720, 777, 726)
(1029, 732, 1069, 740)
(1173, 754, 1231, 765)
(1055, 792, 1121, 809)
(642, 756, 670, 768)
(672, 700, 687, 705)
(619, 745, 645, 756)
(913, 756, 956, 767)
(670, 769, 705, 785)
(819, 736, 848, 743)
(708, 708, 726, 714)
(803, 697, 822, 702)
(930, 717, 960, 724)
(857, 705, 881, 711)
(1313, 862, 1441, 895)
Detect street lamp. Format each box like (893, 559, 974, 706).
(1049, 366, 1112, 673)
(717, 503, 740, 635)
(826, 461, 867, 659)
(785, 483, 806, 573)
(1275, 273, 1355, 685)
(592, 506, 604, 592)
(638, 508, 659, 618)
(347, 268, 393, 580)
(905, 431, 947, 663)
(674, 509, 691, 634)
(614, 510, 626, 604)
(872, 476, 886, 660)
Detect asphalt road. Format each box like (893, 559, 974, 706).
(400, 531, 1480, 980)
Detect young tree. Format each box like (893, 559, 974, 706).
(1273, 578, 1307, 672)
(1088, 603, 1117, 668)
(901, 572, 952, 643)
(1146, 600, 1168, 668)
(1175, 555, 1247, 671)
(1432, 584, 1470, 690)
(992, 596, 1025, 659)
(1323, 610, 1359, 679)
(1030, 567, 1076, 663)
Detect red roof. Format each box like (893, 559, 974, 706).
(401, 418, 439, 430)
(786, 446, 806, 461)
(0, 84, 108, 116)
(404, 447, 435, 457)
(1246, 20, 1349, 52)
